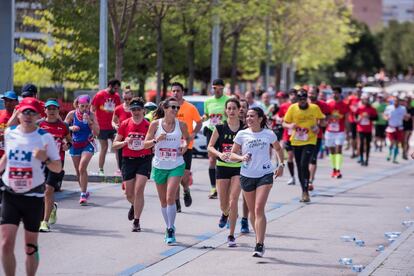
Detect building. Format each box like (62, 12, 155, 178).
(348, 0, 383, 30)
(383, 0, 414, 25)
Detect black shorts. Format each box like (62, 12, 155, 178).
(1, 191, 43, 232)
(122, 155, 152, 181)
(98, 129, 116, 140)
(350, 122, 357, 139)
(240, 173, 273, 192)
(204, 127, 213, 146)
(283, 140, 293, 151)
(44, 160, 65, 190)
(273, 127, 283, 142)
(183, 149, 193, 170)
(310, 138, 322, 165)
(216, 166, 240, 180)
(375, 124, 387, 138)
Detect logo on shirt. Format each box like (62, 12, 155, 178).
(8, 149, 32, 162)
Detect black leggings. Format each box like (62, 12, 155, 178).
(293, 145, 316, 192)
(358, 132, 372, 162)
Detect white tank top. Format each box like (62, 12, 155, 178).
(153, 118, 184, 169)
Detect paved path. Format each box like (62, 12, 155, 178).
(7, 147, 414, 276)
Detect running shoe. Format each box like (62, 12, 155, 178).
(300, 192, 311, 203)
(128, 205, 134, 221)
(98, 169, 105, 177)
(330, 169, 337, 178)
(218, 213, 229, 228)
(252, 243, 265, 257)
(132, 219, 141, 232)
(183, 189, 192, 207)
(336, 170, 342, 179)
(176, 199, 182, 213)
(49, 202, 58, 225)
(240, 217, 250, 233)
(79, 192, 90, 205)
(387, 156, 391, 161)
(208, 188, 217, 199)
(166, 227, 176, 245)
(39, 221, 50, 232)
(227, 235, 237, 247)
(287, 177, 296, 185)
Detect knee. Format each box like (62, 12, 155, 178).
(166, 195, 175, 205)
(25, 243, 38, 256)
(1, 237, 14, 253)
(255, 205, 265, 217)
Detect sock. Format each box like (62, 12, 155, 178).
(208, 168, 216, 188)
(329, 154, 336, 169)
(336, 154, 343, 170)
(161, 207, 168, 227)
(166, 204, 176, 229)
(393, 146, 399, 161)
(287, 161, 294, 177)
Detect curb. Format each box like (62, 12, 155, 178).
(359, 224, 414, 276)
(63, 174, 122, 183)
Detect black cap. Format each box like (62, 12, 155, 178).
(21, 84, 38, 98)
(130, 100, 144, 109)
(212, 79, 224, 86)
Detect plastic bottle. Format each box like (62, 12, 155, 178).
(376, 245, 385, 252)
(340, 235, 355, 242)
(339, 258, 353, 265)
(355, 240, 365, 247)
(351, 265, 365, 272)
(82, 112, 88, 124)
(242, 152, 252, 168)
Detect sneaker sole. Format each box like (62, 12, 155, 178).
(252, 252, 263, 257)
(39, 229, 50, 233)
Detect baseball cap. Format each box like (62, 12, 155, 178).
(212, 79, 225, 87)
(21, 84, 38, 98)
(18, 97, 42, 113)
(1, 91, 18, 100)
(276, 91, 287, 98)
(144, 102, 157, 110)
(45, 99, 60, 108)
(130, 100, 144, 109)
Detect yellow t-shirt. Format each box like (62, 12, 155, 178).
(284, 103, 325, 146)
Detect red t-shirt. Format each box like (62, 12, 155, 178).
(0, 110, 13, 157)
(114, 104, 132, 123)
(118, 118, 152, 158)
(92, 90, 121, 130)
(356, 105, 377, 133)
(278, 102, 291, 141)
(347, 95, 360, 123)
(326, 100, 349, 133)
(313, 100, 331, 138)
(38, 119, 70, 160)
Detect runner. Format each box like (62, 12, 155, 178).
(308, 87, 330, 190)
(283, 89, 325, 202)
(65, 95, 100, 205)
(144, 102, 157, 122)
(0, 91, 18, 159)
(372, 94, 388, 152)
(144, 97, 190, 245)
(279, 89, 298, 185)
(112, 89, 133, 175)
(346, 88, 362, 158)
(204, 79, 229, 199)
(245, 91, 264, 111)
(91, 79, 121, 176)
(112, 97, 152, 232)
(402, 96, 413, 160)
(207, 98, 244, 247)
(171, 82, 202, 212)
(38, 99, 71, 232)
(356, 94, 378, 166)
(231, 107, 284, 257)
(325, 87, 349, 179)
(0, 97, 61, 276)
(384, 96, 406, 164)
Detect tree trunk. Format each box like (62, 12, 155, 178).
(187, 36, 195, 95)
(138, 77, 145, 98)
(230, 32, 240, 94)
(115, 41, 124, 80)
(156, 22, 163, 104)
(275, 64, 281, 91)
(162, 73, 170, 99)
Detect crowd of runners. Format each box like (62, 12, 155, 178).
(0, 79, 413, 275)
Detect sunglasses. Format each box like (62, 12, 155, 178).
(22, 109, 38, 116)
(168, 105, 180, 111)
(130, 107, 143, 111)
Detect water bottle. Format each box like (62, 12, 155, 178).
(402, 220, 414, 227)
(351, 264, 365, 272)
(242, 152, 252, 168)
(376, 245, 385, 252)
(388, 238, 396, 244)
(340, 235, 355, 242)
(355, 239, 365, 247)
(82, 112, 88, 124)
(339, 258, 353, 265)
(384, 232, 401, 239)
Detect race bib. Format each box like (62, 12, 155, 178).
(360, 117, 370, 126)
(329, 122, 340, 132)
(209, 114, 222, 126)
(159, 148, 177, 161)
(9, 167, 33, 193)
(128, 138, 144, 151)
(294, 127, 309, 142)
(287, 128, 293, 135)
(221, 143, 234, 163)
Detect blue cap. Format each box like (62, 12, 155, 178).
(1, 91, 18, 100)
(45, 99, 60, 108)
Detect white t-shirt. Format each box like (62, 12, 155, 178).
(234, 128, 277, 178)
(2, 126, 60, 197)
(384, 105, 407, 127)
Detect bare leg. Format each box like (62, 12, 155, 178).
(43, 185, 55, 222)
(254, 184, 273, 244)
(1, 224, 18, 276)
(24, 230, 39, 276)
(228, 176, 241, 236)
(98, 139, 108, 171)
(133, 175, 148, 219)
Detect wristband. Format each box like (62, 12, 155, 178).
(153, 139, 157, 144)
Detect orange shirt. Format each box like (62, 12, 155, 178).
(176, 101, 202, 149)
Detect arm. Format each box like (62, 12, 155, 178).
(6, 109, 20, 127)
(230, 142, 244, 162)
(179, 121, 190, 155)
(192, 120, 202, 139)
(0, 154, 6, 173)
(33, 146, 62, 173)
(88, 113, 100, 137)
(207, 128, 223, 158)
(143, 121, 159, 149)
(272, 140, 285, 177)
(112, 113, 120, 130)
(112, 133, 127, 150)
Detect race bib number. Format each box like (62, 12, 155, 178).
(329, 122, 340, 132)
(360, 117, 370, 126)
(128, 138, 144, 151)
(9, 167, 33, 193)
(294, 127, 309, 142)
(159, 148, 177, 161)
(209, 114, 222, 126)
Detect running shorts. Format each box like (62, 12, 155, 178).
(122, 155, 152, 181)
(240, 173, 274, 192)
(151, 163, 186, 185)
(325, 131, 346, 148)
(216, 166, 240, 180)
